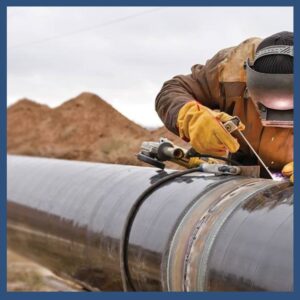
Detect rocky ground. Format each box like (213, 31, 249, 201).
(7, 92, 186, 166)
(7, 250, 84, 291)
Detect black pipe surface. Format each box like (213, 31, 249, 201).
(7, 155, 293, 291)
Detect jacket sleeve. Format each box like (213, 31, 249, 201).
(155, 47, 232, 135)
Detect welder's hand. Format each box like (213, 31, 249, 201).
(177, 101, 245, 157)
(282, 161, 294, 183)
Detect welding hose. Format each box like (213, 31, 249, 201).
(119, 166, 208, 291)
(186, 149, 241, 166)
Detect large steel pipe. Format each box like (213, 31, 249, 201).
(7, 155, 293, 291)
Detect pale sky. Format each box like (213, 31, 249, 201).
(7, 7, 293, 127)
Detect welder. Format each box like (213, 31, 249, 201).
(155, 31, 294, 182)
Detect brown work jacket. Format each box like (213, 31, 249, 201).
(155, 38, 293, 171)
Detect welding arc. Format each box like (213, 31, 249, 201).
(8, 156, 293, 291)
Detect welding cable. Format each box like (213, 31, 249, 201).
(119, 166, 211, 291)
(185, 149, 241, 166)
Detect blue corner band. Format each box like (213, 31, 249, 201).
(1, 0, 298, 299)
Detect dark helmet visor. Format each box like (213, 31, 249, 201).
(246, 50, 293, 128)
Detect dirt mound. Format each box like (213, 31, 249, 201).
(8, 92, 186, 167)
(7, 92, 189, 292)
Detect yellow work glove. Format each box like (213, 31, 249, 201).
(282, 161, 294, 183)
(177, 101, 245, 157)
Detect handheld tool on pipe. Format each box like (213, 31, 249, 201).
(137, 117, 267, 178)
(137, 138, 242, 176)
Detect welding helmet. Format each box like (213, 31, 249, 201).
(245, 45, 293, 128)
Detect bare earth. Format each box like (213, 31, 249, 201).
(7, 92, 186, 166)
(7, 250, 83, 291)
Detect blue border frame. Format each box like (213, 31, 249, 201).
(1, 0, 298, 299)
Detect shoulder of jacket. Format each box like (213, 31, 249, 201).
(218, 37, 262, 82)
